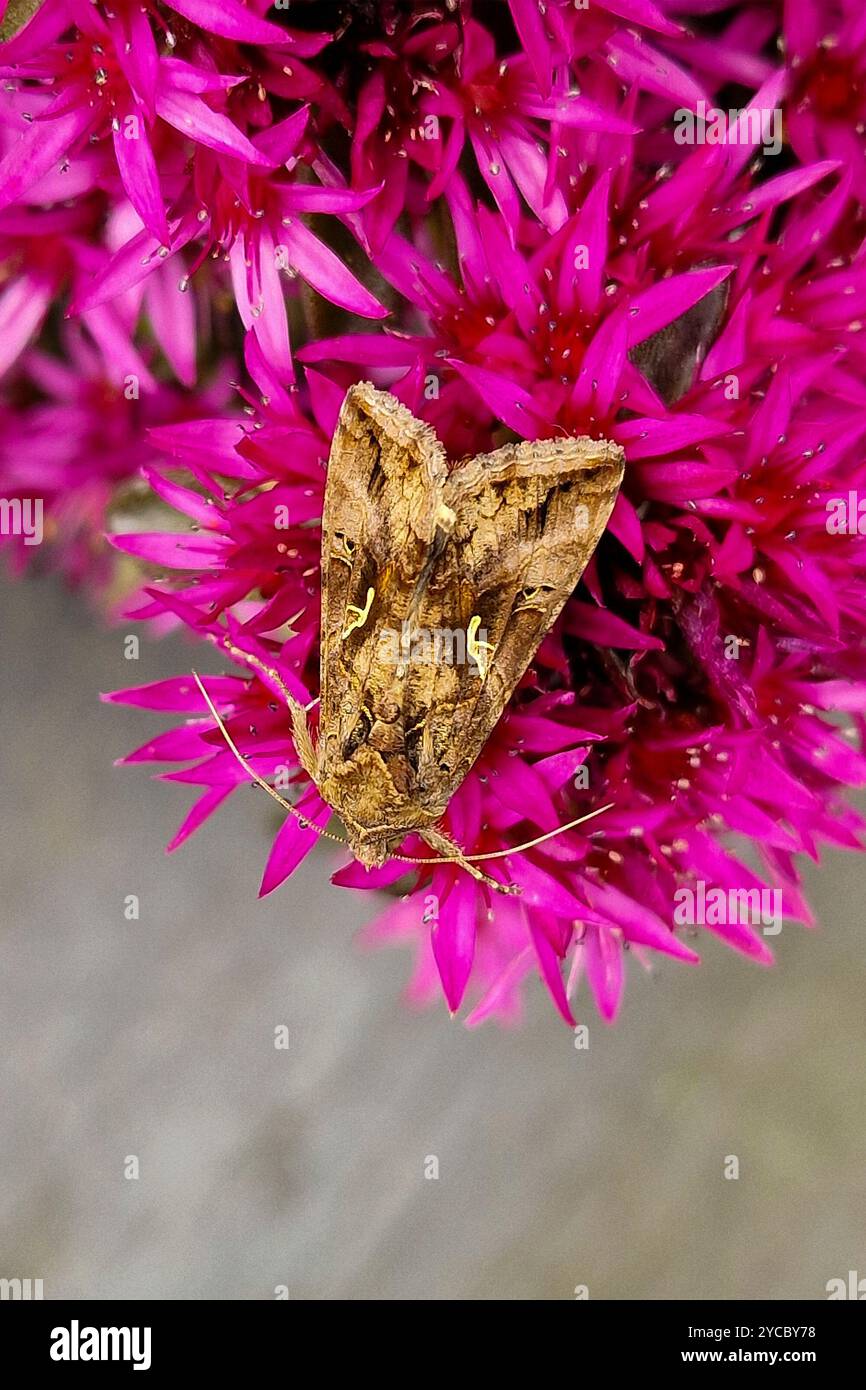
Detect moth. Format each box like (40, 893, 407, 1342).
(196, 384, 624, 893)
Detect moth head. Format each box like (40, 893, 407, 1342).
(346, 826, 393, 870)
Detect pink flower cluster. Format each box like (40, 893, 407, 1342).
(2, 1, 866, 1025)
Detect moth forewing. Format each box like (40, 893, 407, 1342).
(317, 383, 452, 854)
(434, 436, 624, 793)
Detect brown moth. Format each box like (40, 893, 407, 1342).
(198, 383, 624, 893)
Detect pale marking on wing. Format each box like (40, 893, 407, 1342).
(467, 614, 496, 680)
(341, 585, 375, 640)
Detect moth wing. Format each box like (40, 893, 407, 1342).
(318, 382, 450, 812)
(414, 436, 624, 793)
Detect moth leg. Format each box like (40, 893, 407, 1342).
(420, 827, 521, 896)
(220, 639, 319, 783)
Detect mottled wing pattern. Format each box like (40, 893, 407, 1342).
(317, 382, 624, 841)
(317, 383, 451, 831)
(420, 437, 624, 798)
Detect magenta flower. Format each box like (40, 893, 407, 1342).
(0, 322, 233, 589)
(341, 6, 638, 249)
(0, 198, 94, 379)
(784, 0, 866, 200)
(73, 104, 388, 381)
(0, 1, 279, 239)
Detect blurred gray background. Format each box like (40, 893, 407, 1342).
(1, 574, 864, 1301)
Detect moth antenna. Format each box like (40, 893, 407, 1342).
(395, 803, 614, 882)
(191, 671, 348, 847)
(215, 637, 318, 781)
(411, 826, 520, 895)
(389, 853, 519, 895)
(464, 803, 614, 860)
